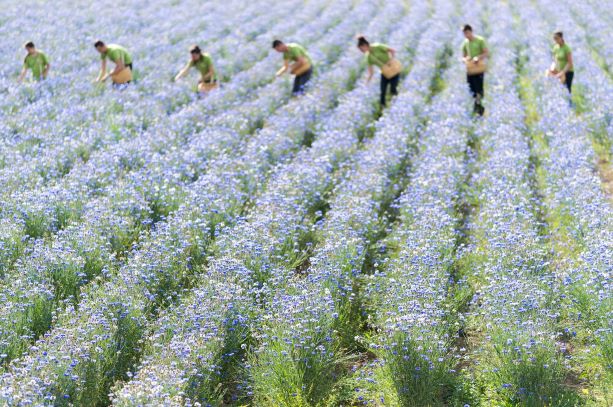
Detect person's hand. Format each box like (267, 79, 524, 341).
(555, 71, 565, 79)
(472, 56, 479, 63)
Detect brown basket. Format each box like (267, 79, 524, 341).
(381, 58, 402, 79)
(198, 81, 219, 92)
(465, 58, 487, 75)
(111, 67, 132, 84)
(291, 60, 311, 76)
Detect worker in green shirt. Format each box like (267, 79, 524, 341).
(548, 31, 574, 93)
(462, 24, 489, 116)
(357, 36, 398, 107)
(18, 42, 50, 82)
(94, 40, 133, 84)
(273, 39, 313, 96)
(174, 45, 217, 93)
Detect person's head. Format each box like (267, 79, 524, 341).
(189, 45, 202, 61)
(553, 31, 564, 45)
(462, 24, 474, 40)
(24, 41, 36, 55)
(94, 40, 107, 54)
(357, 36, 370, 53)
(272, 39, 287, 53)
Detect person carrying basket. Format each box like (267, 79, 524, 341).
(174, 45, 218, 94)
(358, 36, 401, 107)
(546, 31, 574, 93)
(94, 40, 133, 87)
(462, 24, 489, 116)
(273, 39, 313, 96)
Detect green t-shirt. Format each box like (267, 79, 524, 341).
(367, 43, 391, 67)
(553, 43, 573, 72)
(101, 44, 132, 65)
(462, 35, 487, 58)
(24, 51, 49, 80)
(284, 43, 312, 65)
(189, 53, 217, 81)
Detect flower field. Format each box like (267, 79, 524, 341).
(0, 0, 611, 405)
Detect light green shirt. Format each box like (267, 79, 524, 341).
(189, 53, 217, 81)
(553, 43, 573, 72)
(101, 44, 132, 65)
(284, 43, 312, 65)
(24, 51, 49, 80)
(462, 35, 487, 58)
(367, 43, 391, 67)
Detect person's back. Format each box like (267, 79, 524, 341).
(367, 43, 392, 68)
(285, 43, 312, 65)
(102, 44, 132, 65)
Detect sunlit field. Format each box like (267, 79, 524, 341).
(0, 0, 611, 405)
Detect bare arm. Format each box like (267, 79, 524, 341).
(462, 47, 470, 62)
(387, 48, 396, 58)
(17, 66, 27, 83)
(289, 55, 308, 72)
(476, 47, 489, 61)
(110, 59, 125, 76)
(174, 62, 191, 81)
(366, 64, 374, 83)
(43, 63, 50, 79)
(96, 59, 107, 82)
(202, 65, 215, 82)
(276, 59, 290, 77)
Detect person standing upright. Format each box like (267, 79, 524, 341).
(94, 40, 133, 86)
(357, 36, 400, 107)
(273, 39, 313, 96)
(462, 24, 489, 116)
(18, 42, 50, 83)
(548, 31, 574, 93)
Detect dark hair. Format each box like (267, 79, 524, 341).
(357, 36, 369, 47)
(462, 24, 473, 32)
(554, 31, 563, 38)
(189, 45, 202, 54)
(24, 41, 35, 49)
(94, 40, 105, 48)
(272, 39, 283, 48)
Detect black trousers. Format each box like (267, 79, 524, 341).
(292, 67, 312, 95)
(467, 73, 484, 100)
(380, 73, 399, 106)
(564, 71, 574, 93)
